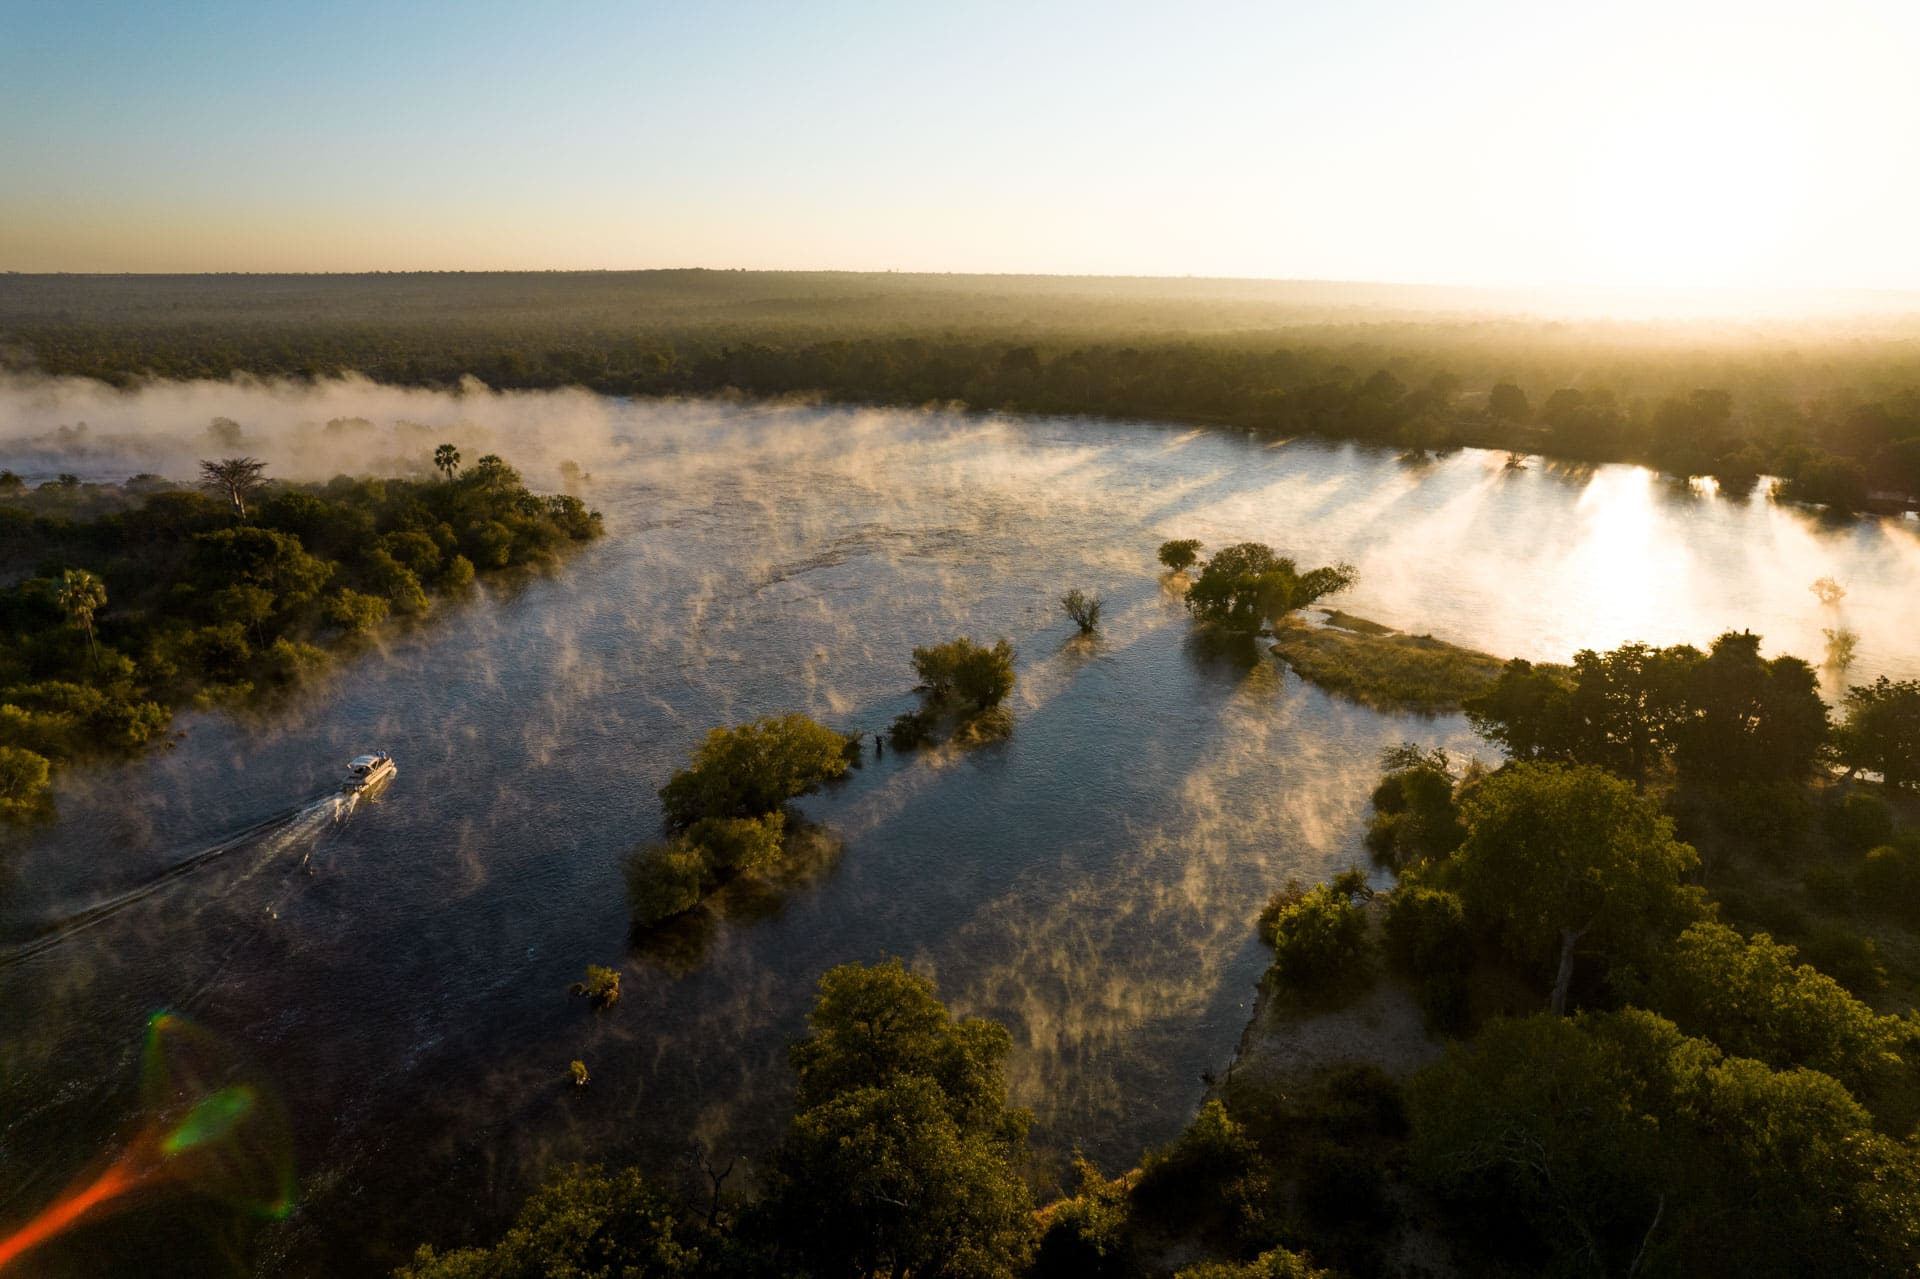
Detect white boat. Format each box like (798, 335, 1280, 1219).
(342, 751, 396, 793)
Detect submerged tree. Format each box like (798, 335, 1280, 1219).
(1158, 538, 1204, 573)
(198, 456, 269, 519)
(56, 568, 106, 666)
(1060, 588, 1102, 634)
(1184, 543, 1356, 634)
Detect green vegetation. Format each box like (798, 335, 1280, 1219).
(0, 452, 600, 818)
(1157, 539, 1204, 573)
(569, 965, 621, 1009)
(1060, 588, 1102, 634)
(1259, 870, 1373, 998)
(568, 1060, 589, 1087)
(1180, 543, 1355, 635)
(8, 272, 1920, 505)
(626, 715, 854, 927)
(889, 637, 1017, 750)
(1269, 615, 1506, 711)
(1837, 677, 1920, 789)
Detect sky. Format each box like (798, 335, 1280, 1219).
(3, 0, 1918, 289)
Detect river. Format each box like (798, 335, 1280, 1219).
(2, 396, 1916, 1275)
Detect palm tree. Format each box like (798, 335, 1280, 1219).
(58, 568, 106, 666)
(199, 457, 268, 519)
(434, 443, 461, 480)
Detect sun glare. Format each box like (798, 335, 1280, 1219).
(1571, 93, 1806, 288)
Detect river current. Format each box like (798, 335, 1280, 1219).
(2, 394, 1916, 1275)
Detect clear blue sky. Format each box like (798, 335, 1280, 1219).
(3, 0, 1916, 288)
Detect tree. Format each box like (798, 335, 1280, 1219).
(0, 746, 52, 819)
(1452, 764, 1699, 1015)
(1487, 381, 1530, 423)
(395, 1165, 705, 1278)
(912, 638, 1017, 710)
(1175, 1248, 1331, 1279)
(434, 443, 462, 480)
(470, 454, 516, 491)
(1463, 658, 1576, 762)
(56, 568, 106, 666)
(1365, 744, 1464, 870)
(1158, 539, 1204, 572)
(1263, 878, 1370, 994)
(1673, 631, 1828, 788)
(761, 961, 1035, 1279)
(1184, 543, 1355, 634)
(198, 456, 269, 519)
(657, 714, 852, 829)
(1059, 589, 1102, 634)
(1411, 1009, 1920, 1279)
(1837, 677, 1920, 790)
(1644, 920, 1905, 1103)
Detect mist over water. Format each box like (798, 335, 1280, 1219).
(2, 381, 1917, 1274)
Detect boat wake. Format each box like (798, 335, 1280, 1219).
(0, 793, 354, 970)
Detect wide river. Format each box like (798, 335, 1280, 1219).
(2, 392, 1917, 1275)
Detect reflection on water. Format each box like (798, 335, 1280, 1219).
(1, 398, 1916, 1274)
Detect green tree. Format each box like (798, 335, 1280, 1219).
(1263, 879, 1371, 994)
(0, 745, 52, 819)
(761, 961, 1034, 1279)
(434, 443, 462, 480)
(1644, 920, 1905, 1104)
(1837, 677, 1920, 790)
(1365, 744, 1463, 870)
(1452, 764, 1700, 1014)
(395, 1165, 705, 1278)
(1673, 631, 1828, 788)
(912, 638, 1017, 710)
(1411, 1009, 1920, 1278)
(1184, 543, 1355, 634)
(657, 714, 852, 830)
(1175, 1248, 1331, 1279)
(1463, 658, 1576, 762)
(56, 568, 106, 665)
(1157, 539, 1204, 572)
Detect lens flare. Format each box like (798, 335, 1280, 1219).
(0, 1013, 293, 1273)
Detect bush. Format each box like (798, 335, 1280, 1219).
(1174, 1247, 1330, 1279)
(1829, 791, 1895, 854)
(624, 842, 709, 926)
(1383, 886, 1473, 975)
(1158, 539, 1203, 572)
(571, 964, 621, 1008)
(687, 812, 786, 873)
(658, 714, 852, 829)
(1060, 588, 1103, 634)
(1266, 882, 1369, 994)
(569, 1059, 590, 1087)
(1033, 1156, 1135, 1279)
(0, 745, 51, 818)
(324, 588, 390, 635)
(1135, 1100, 1260, 1218)
(1858, 844, 1920, 925)
(888, 706, 938, 750)
(912, 637, 1017, 709)
(1797, 921, 1888, 997)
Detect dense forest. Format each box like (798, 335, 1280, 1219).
(4, 272, 1920, 507)
(0, 453, 601, 819)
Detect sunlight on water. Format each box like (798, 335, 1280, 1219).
(1, 385, 1916, 1271)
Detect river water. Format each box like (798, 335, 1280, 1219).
(2, 398, 1917, 1275)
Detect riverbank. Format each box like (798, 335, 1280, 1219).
(1268, 611, 1510, 712)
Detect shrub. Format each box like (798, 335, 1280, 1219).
(1174, 1247, 1330, 1279)
(438, 553, 476, 590)
(1032, 1156, 1134, 1278)
(1135, 1100, 1260, 1218)
(324, 588, 390, 635)
(912, 636, 1017, 709)
(1060, 588, 1103, 634)
(1266, 882, 1369, 994)
(624, 842, 709, 926)
(1256, 878, 1307, 944)
(1858, 844, 1920, 925)
(658, 714, 852, 829)
(569, 1060, 590, 1087)
(1157, 539, 1203, 572)
(888, 706, 938, 750)
(1383, 886, 1473, 976)
(687, 812, 786, 873)
(0, 745, 51, 818)
(1828, 791, 1895, 854)
(571, 964, 621, 1008)
(1798, 921, 1888, 997)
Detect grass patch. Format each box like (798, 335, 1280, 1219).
(1271, 616, 1506, 712)
(1322, 609, 1395, 636)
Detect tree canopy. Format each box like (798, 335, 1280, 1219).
(1183, 543, 1355, 634)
